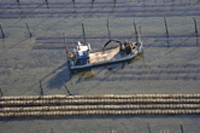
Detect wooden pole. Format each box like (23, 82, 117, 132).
(91, 0, 94, 8)
(193, 17, 198, 35)
(82, 21, 86, 45)
(164, 17, 169, 37)
(193, 18, 198, 45)
(139, 25, 142, 42)
(133, 19, 138, 41)
(63, 33, 69, 59)
(63, 81, 72, 95)
(17, 0, 20, 5)
(72, 0, 75, 6)
(0, 87, 3, 96)
(147, 123, 152, 133)
(0, 23, 5, 38)
(107, 18, 111, 40)
(180, 123, 184, 133)
(143, 0, 146, 8)
(45, 0, 49, 8)
(39, 80, 44, 96)
(25, 22, 32, 37)
(164, 17, 169, 46)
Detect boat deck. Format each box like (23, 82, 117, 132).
(89, 46, 121, 63)
(89, 44, 137, 64)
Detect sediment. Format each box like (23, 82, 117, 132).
(0, 94, 200, 118)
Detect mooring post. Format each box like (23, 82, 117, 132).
(107, 18, 110, 32)
(82, 21, 86, 36)
(82, 21, 86, 45)
(193, 17, 198, 35)
(25, 22, 32, 37)
(164, 17, 169, 46)
(0, 87, 3, 97)
(63, 33, 68, 59)
(147, 123, 152, 133)
(63, 81, 72, 95)
(133, 19, 138, 41)
(51, 128, 53, 133)
(72, 0, 75, 6)
(39, 80, 44, 96)
(193, 17, 199, 45)
(180, 122, 184, 133)
(112, 0, 116, 10)
(91, 0, 94, 8)
(107, 18, 111, 39)
(17, 0, 20, 5)
(0, 23, 5, 38)
(164, 17, 169, 37)
(45, 0, 49, 8)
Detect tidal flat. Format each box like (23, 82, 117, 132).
(0, 0, 200, 132)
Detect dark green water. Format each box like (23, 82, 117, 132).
(0, 0, 200, 132)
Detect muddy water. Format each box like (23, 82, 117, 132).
(0, 0, 200, 132)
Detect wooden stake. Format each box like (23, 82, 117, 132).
(91, 0, 94, 8)
(107, 18, 111, 40)
(133, 19, 138, 41)
(39, 80, 43, 96)
(0, 23, 5, 38)
(164, 17, 170, 46)
(63, 33, 69, 59)
(164, 17, 169, 37)
(51, 128, 53, 133)
(63, 81, 72, 95)
(82, 21, 86, 45)
(147, 123, 152, 133)
(82, 21, 86, 36)
(72, 0, 75, 6)
(17, 0, 20, 4)
(45, 0, 49, 8)
(25, 22, 32, 37)
(193, 17, 198, 35)
(180, 123, 184, 133)
(139, 25, 142, 41)
(0, 87, 3, 96)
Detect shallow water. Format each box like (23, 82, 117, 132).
(0, 0, 200, 132)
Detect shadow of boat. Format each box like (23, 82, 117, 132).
(46, 52, 144, 88)
(71, 52, 145, 78)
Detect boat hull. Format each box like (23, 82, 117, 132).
(69, 40, 143, 71)
(69, 50, 141, 71)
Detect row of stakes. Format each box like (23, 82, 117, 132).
(49, 123, 185, 133)
(16, 0, 115, 7)
(0, 17, 199, 45)
(15, 0, 195, 5)
(0, 80, 72, 97)
(147, 122, 185, 133)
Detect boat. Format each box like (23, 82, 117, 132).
(65, 30, 143, 71)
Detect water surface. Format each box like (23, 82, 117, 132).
(0, 0, 200, 132)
